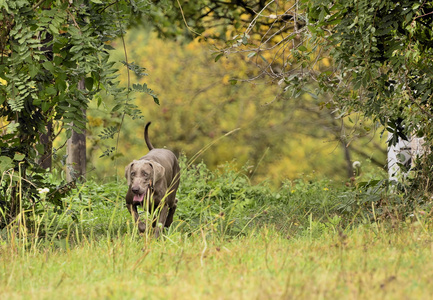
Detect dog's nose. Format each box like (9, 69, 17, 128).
(132, 187, 140, 194)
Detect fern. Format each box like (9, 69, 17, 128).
(99, 126, 118, 140)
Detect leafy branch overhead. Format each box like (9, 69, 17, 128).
(0, 0, 160, 219)
(155, 0, 433, 191)
(305, 1, 433, 141)
(160, 1, 433, 144)
(126, 0, 433, 191)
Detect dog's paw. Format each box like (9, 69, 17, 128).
(138, 222, 146, 233)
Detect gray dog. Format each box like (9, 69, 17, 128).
(125, 122, 180, 237)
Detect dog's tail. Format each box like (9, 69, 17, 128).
(144, 122, 154, 150)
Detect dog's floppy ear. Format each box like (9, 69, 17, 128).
(150, 161, 165, 183)
(125, 161, 136, 186)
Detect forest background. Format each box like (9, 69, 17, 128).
(85, 28, 386, 185)
(5, 0, 433, 223)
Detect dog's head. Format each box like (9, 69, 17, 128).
(125, 159, 165, 204)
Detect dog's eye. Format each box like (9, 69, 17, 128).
(131, 172, 136, 177)
(142, 171, 148, 177)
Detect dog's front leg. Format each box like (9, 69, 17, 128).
(154, 204, 169, 238)
(127, 203, 146, 233)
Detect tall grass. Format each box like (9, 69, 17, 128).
(1, 158, 432, 299)
(1, 222, 433, 299)
(0, 156, 419, 248)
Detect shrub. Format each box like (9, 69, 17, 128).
(2, 156, 424, 245)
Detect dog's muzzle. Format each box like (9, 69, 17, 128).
(132, 181, 153, 204)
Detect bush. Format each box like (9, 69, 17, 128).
(3, 156, 425, 246)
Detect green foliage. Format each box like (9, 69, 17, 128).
(144, 0, 260, 41)
(0, 0, 162, 223)
(168, 0, 433, 192)
(302, 0, 433, 192)
(177, 159, 272, 236)
(0, 158, 359, 242)
(87, 30, 386, 185)
(305, 0, 433, 134)
(1, 157, 426, 246)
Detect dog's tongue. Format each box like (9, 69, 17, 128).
(133, 194, 144, 203)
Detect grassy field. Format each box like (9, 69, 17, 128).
(1, 223, 433, 299)
(1, 161, 433, 299)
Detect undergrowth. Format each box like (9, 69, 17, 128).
(0, 157, 430, 249)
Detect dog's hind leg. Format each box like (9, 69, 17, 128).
(165, 198, 178, 228)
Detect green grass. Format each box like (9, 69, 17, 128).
(1, 224, 433, 299)
(1, 159, 432, 299)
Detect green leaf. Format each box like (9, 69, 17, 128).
(84, 77, 93, 91)
(153, 96, 160, 105)
(69, 45, 82, 53)
(53, 56, 63, 65)
(35, 143, 44, 155)
(46, 86, 57, 95)
(214, 53, 224, 62)
(112, 103, 122, 112)
(42, 101, 52, 112)
(42, 61, 55, 72)
(6, 122, 19, 134)
(56, 76, 67, 92)
(29, 64, 39, 78)
(0, 156, 13, 173)
(48, 23, 59, 34)
(95, 94, 102, 107)
(298, 45, 308, 52)
(14, 153, 25, 161)
(242, 35, 248, 45)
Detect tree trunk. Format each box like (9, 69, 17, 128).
(342, 142, 353, 178)
(66, 79, 86, 182)
(38, 121, 53, 170)
(38, 29, 53, 170)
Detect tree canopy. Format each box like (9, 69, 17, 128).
(160, 0, 433, 190)
(0, 0, 160, 222)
